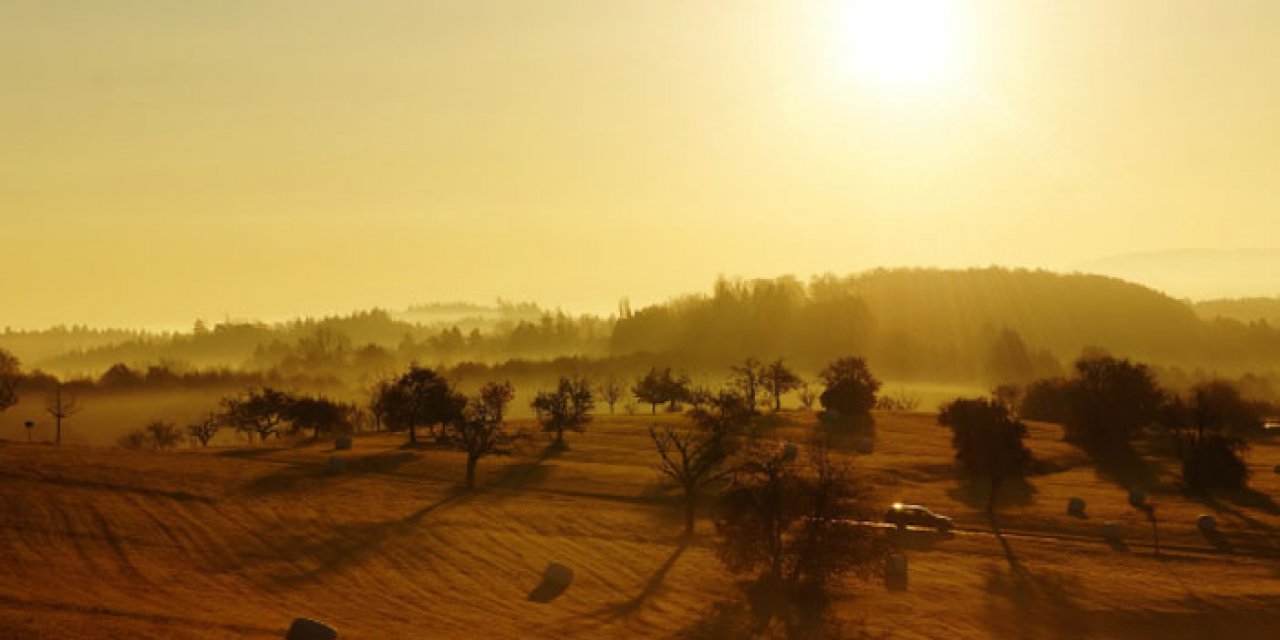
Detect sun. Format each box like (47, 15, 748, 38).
(834, 0, 963, 94)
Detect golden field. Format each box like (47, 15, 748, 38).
(1, 410, 1278, 639)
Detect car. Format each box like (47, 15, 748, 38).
(885, 503, 953, 532)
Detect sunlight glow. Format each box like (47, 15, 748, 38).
(836, 0, 962, 93)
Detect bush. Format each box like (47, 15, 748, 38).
(1180, 434, 1249, 491)
(817, 357, 880, 419)
(118, 420, 183, 450)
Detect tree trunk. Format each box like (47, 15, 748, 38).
(409, 423, 417, 445)
(466, 455, 477, 489)
(774, 394, 781, 412)
(651, 403, 657, 415)
(987, 475, 1001, 515)
(56, 416, 62, 445)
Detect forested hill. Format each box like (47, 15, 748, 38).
(4, 268, 1278, 384)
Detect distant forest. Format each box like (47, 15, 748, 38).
(4, 268, 1280, 400)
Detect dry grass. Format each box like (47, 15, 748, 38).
(1, 410, 1278, 638)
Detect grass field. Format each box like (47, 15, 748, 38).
(1, 410, 1278, 639)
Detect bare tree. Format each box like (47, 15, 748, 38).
(218, 387, 294, 443)
(478, 380, 515, 423)
(596, 374, 624, 415)
(762, 359, 803, 412)
(145, 420, 183, 450)
(448, 391, 519, 489)
(44, 384, 80, 445)
(650, 421, 731, 535)
(187, 413, 220, 447)
(531, 376, 594, 449)
(729, 357, 765, 413)
(797, 382, 817, 411)
(0, 348, 19, 415)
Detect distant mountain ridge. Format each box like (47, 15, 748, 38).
(1077, 248, 1280, 301)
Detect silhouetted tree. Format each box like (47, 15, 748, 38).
(632, 367, 690, 414)
(447, 391, 518, 489)
(1019, 378, 1071, 423)
(378, 365, 465, 445)
(0, 349, 20, 415)
(1159, 382, 1256, 491)
(531, 376, 594, 448)
(730, 357, 766, 412)
(1064, 356, 1163, 451)
(761, 359, 803, 412)
(796, 382, 817, 411)
(287, 396, 350, 439)
(596, 374, 624, 415)
(44, 384, 80, 445)
(218, 387, 294, 443)
(816, 356, 880, 420)
(145, 420, 183, 450)
(187, 413, 220, 447)
(651, 423, 730, 536)
(478, 380, 515, 423)
(715, 440, 887, 632)
(938, 397, 1032, 514)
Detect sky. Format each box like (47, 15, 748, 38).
(2, 1, 1279, 329)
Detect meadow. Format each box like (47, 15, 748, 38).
(1, 409, 1277, 639)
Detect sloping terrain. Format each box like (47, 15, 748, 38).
(1, 412, 1278, 639)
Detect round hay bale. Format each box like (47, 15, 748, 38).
(1067, 497, 1086, 517)
(334, 436, 352, 451)
(286, 617, 337, 640)
(527, 562, 574, 603)
(1273, 464, 1280, 475)
(326, 456, 346, 473)
(884, 553, 908, 591)
(1101, 521, 1123, 540)
(1196, 514, 1217, 532)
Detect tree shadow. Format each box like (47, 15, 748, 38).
(946, 476, 1037, 512)
(217, 447, 280, 458)
(238, 463, 325, 495)
(816, 414, 876, 455)
(1085, 444, 1161, 491)
(490, 443, 561, 490)
(594, 540, 690, 617)
(347, 451, 417, 475)
(266, 488, 467, 585)
(982, 550, 1087, 640)
(884, 527, 953, 551)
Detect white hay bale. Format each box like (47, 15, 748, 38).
(286, 617, 337, 640)
(1196, 514, 1217, 533)
(1067, 497, 1086, 517)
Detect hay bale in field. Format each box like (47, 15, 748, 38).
(1101, 521, 1123, 540)
(285, 617, 337, 640)
(1196, 514, 1217, 533)
(334, 436, 352, 451)
(527, 562, 574, 603)
(1273, 464, 1280, 475)
(1067, 497, 1086, 517)
(884, 553, 908, 591)
(326, 456, 346, 473)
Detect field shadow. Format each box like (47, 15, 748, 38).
(947, 476, 1036, 512)
(982, 551, 1087, 640)
(217, 447, 280, 459)
(348, 451, 417, 475)
(238, 463, 327, 495)
(593, 540, 690, 617)
(1086, 444, 1163, 492)
(491, 444, 560, 490)
(266, 488, 467, 585)
(885, 527, 953, 551)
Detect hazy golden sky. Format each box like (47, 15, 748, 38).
(3, 1, 1278, 328)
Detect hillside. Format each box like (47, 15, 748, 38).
(2, 412, 1278, 639)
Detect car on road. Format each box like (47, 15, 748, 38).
(885, 503, 953, 532)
